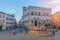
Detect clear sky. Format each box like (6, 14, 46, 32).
(0, 0, 60, 21)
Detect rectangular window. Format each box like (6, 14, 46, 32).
(39, 12, 41, 16)
(47, 13, 49, 16)
(31, 21, 33, 23)
(31, 12, 34, 15)
(44, 13, 46, 16)
(0, 19, 1, 22)
(35, 12, 37, 16)
(3, 20, 5, 22)
(0, 15, 1, 18)
(3, 15, 5, 18)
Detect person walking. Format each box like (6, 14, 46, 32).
(52, 30, 55, 35)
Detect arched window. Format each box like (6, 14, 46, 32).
(31, 12, 34, 15)
(39, 12, 41, 16)
(35, 12, 37, 16)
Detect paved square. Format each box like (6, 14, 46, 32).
(0, 31, 60, 40)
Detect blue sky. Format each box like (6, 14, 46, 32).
(0, 0, 60, 21)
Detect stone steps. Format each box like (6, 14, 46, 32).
(25, 31, 54, 37)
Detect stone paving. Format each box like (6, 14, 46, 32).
(0, 31, 60, 40)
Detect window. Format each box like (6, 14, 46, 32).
(27, 12, 29, 15)
(31, 12, 34, 15)
(6, 18, 13, 21)
(39, 12, 41, 16)
(0, 15, 1, 18)
(43, 21, 45, 23)
(44, 13, 45, 16)
(0, 19, 1, 22)
(47, 13, 49, 16)
(6, 18, 8, 20)
(31, 21, 33, 23)
(3, 15, 5, 18)
(38, 21, 41, 25)
(6, 22, 13, 24)
(35, 12, 37, 16)
(47, 20, 49, 22)
(3, 20, 5, 22)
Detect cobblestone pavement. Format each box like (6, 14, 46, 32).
(0, 31, 60, 40)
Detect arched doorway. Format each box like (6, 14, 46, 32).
(35, 20, 37, 26)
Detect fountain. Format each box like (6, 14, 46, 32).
(25, 26, 54, 37)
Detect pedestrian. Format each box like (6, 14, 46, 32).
(13, 30, 17, 35)
(53, 30, 55, 35)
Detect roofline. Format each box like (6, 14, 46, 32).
(27, 6, 52, 9)
(0, 12, 15, 17)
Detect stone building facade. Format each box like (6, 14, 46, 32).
(51, 11, 60, 28)
(0, 12, 16, 30)
(21, 6, 51, 29)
